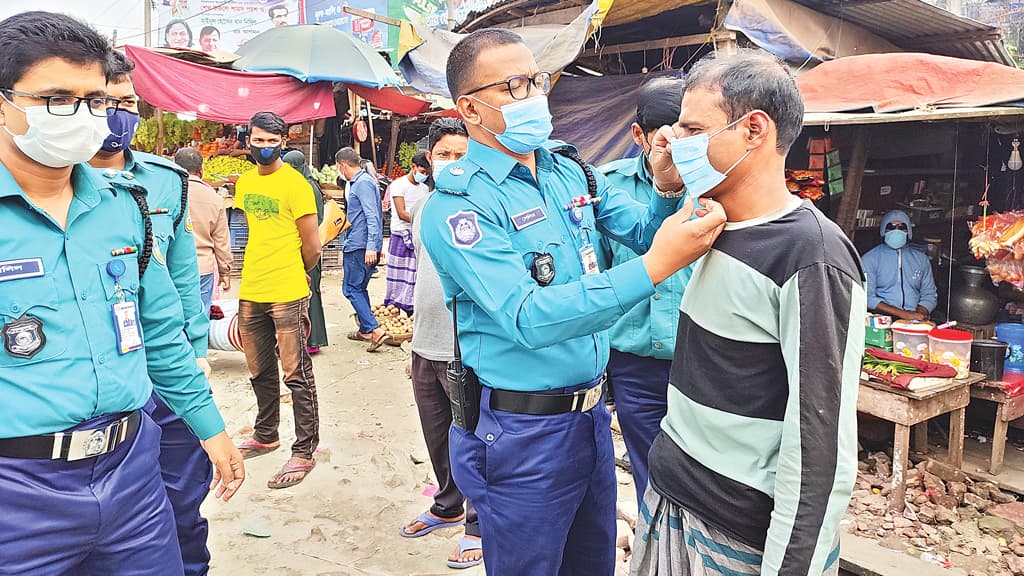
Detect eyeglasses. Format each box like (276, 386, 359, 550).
(0, 89, 121, 117)
(464, 72, 552, 101)
(885, 223, 908, 231)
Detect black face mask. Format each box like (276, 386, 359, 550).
(252, 145, 282, 166)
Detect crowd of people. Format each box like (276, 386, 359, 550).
(0, 8, 870, 576)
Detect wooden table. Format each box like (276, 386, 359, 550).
(857, 374, 981, 510)
(970, 379, 1024, 475)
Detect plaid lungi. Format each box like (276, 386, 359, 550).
(630, 487, 841, 576)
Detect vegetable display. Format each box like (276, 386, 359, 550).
(203, 156, 255, 179)
(969, 211, 1024, 287)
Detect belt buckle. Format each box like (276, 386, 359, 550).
(65, 418, 124, 461)
(573, 385, 603, 412)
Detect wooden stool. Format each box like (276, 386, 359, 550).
(970, 380, 1024, 475)
(857, 375, 980, 511)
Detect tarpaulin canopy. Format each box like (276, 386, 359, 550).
(399, 0, 599, 98)
(797, 52, 1024, 113)
(549, 71, 681, 166)
(724, 0, 900, 63)
(125, 45, 336, 124)
(347, 85, 431, 116)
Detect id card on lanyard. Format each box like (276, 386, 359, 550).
(106, 259, 143, 354)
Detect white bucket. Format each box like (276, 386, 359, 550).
(208, 299, 243, 352)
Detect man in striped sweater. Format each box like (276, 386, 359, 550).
(632, 50, 866, 576)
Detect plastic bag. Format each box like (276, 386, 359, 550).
(319, 199, 350, 247)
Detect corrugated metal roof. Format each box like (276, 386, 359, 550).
(792, 0, 1015, 66)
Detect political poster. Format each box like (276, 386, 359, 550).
(156, 0, 304, 53)
(304, 0, 391, 52)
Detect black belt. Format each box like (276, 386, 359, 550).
(0, 410, 142, 461)
(489, 377, 605, 416)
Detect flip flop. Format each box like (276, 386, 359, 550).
(367, 332, 390, 352)
(267, 459, 316, 489)
(237, 439, 280, 460)
(399, 511, 465, 538)
(447, 535, 484, 569)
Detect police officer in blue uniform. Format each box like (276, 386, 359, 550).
(596, 77, 692, 508)
(420, 29, 726, 575)
(88, 50, 215, 576)
(0, 12, 243, 575)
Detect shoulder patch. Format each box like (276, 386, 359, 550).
(184, 215, 193, 233)
(434, 161, 479, 196)
(446, 211, 483, 248)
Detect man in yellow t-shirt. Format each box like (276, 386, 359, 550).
(234, 111, 322, 489)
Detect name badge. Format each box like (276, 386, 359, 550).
(511, 207, 547, 231)
(579, 244, 600, 275)
(112, 301, 143, 354)
(0, 258, 44, 282)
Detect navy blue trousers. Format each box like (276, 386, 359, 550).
(0, 411, 182, 575)
(149, 395, 214, 576)
(450, 379, 616, 576)
(607, 350, 670, 507)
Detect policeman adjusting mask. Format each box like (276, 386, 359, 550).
(252, 144, 282, 166)
(1, 95, 111, 168)
(101, 109, 140, 152)
(470, 95, 553, 155)
(670, 115, 752, 201)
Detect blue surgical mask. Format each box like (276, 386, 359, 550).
(432, 159, 455, 177)
(884, 229, 908, 250)
(671, 116, 750, 201)
(413, 171, 428, 184)
(101, 109, 140, 153)
(471, 95, 552, 154)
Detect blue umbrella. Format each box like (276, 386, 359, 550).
(233, 25, 401, 88)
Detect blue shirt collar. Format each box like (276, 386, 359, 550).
(465, 138, 552, 185)
(0, 160, 109, 207)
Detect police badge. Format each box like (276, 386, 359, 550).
(3, 315, 45, 358)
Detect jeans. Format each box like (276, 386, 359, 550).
(343, 249, 379, 334)
(199, 273, 214, 318)
(237, 297, 319, 459)
(411, 353, 479, 535)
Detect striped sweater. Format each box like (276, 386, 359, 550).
(648, 198, 866, 575)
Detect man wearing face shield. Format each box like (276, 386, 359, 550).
(632, 50, 865, 576)
(861, 210, 937, 322)
(596, 77, 690, 509)
(0, 12, 243, 574)
(88, 52, 217, 576)
(419, 29, 727, 576)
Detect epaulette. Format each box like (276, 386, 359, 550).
(433, 160, 480, 196)
(132, 151, 189, 230)
(595, 156, 636, 176)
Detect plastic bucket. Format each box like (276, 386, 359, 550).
(208, 299, 243, 352)
(996, 323, 1024, 374)
(971, 339, 1008, 381)
(929, 328, 973, 379)
(892, 321, 934, 361)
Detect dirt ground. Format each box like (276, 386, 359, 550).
(201, 270, 637, 575)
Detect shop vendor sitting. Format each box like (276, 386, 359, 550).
(862, 210, 939, 321)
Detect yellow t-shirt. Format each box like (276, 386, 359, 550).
(235, 164, 317, 303)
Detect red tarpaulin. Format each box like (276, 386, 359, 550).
(798, 53, 1024, 113)
(125, 45, 335, 124)
(347, 84, 430, 117)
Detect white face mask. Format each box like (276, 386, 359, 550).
(1, 96, 112, 168)
(432, 159, 455, 177)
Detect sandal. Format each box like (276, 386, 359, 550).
(447, 535, 483, 569)
(399, 511, 465, 538)
(267, 458, 316, 489)
(236, 439, 280, 460)
(367, 331, 390, 352)
(347, 331, 371, 342)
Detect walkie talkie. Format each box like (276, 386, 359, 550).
(446, 296, 481, 431)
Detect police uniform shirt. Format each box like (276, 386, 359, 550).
(96, 149, 209, 357)
(0, 162, 225, 440)
(420, 139, 681, 392)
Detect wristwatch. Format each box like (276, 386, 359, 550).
(654, 182, 686, 199)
